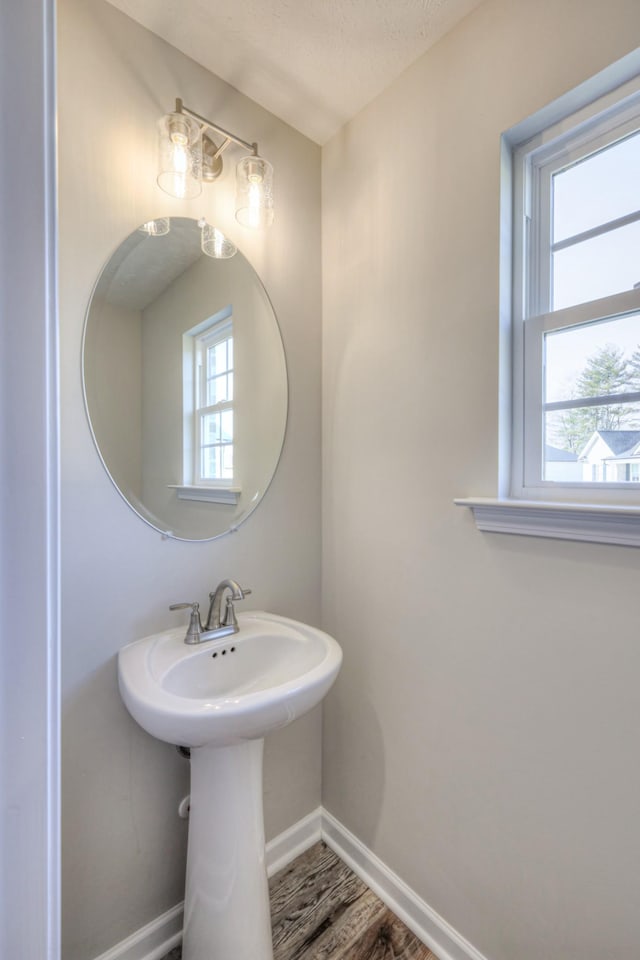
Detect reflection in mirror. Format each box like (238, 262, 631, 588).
(83, 218, 287, 540)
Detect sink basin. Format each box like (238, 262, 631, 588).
(118, 611, 342, 748)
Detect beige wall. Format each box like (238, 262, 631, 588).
(84, 296, 142, 499)
(58, 1, 321, 957)
(322, 2, 640, 959)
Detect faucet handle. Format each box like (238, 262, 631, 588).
(221, 595, 238, 629)
(169, 601, 203, 645)
(221, 585, 253, 628)
(169, 601, 200, 613)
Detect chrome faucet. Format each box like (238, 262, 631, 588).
(205, 578, 251, 632)
(170, 579, 251, 645)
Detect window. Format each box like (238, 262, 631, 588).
(512, 75, 640, 503)
(194, 321, 234, 485)
(173, 306, 240, 504)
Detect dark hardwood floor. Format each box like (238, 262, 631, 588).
(161, 841, 438, 960)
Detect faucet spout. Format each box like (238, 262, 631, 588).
(205, 579, 251, 632)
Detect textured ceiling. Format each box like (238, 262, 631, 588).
(105, 0, 484, 144)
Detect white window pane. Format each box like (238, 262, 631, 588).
(221, 410, 233, 442)
(215, 340, 228, 373)
(207, 373, 229, 405)
(553, 131, 640, 243)
(201, 446, 221, 480)
(222, 445, 233, 479)
(227, 371, 234, 401)
(202, 412, 220, 444)
(544, 312, 640, 404)
(218, 375, 229, 403)
(206, 345, 216, 377)
(552, 219, 640, 311)
(206, 340, 226, 377)
(545, 401, 640, 479)
(227, 338, 233, 368)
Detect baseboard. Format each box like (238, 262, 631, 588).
(266, 805, 323, 877)
(93, 806, 487, 960)
(91, 807, 322, 960)
(91, 902, 183, 960)
(321, 809, 489, 960)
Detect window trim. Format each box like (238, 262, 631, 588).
(178, 305, 240, 497)
(458, 51, 640, 545)
(194, 320, 234, 487)
(168, 483, 240, 505)
(455, 497, 640, 547)
(511, 72, 640, 504)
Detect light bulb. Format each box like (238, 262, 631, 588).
(157, 112, 203, 199)
(245, 182, 263, 229)
(235, 156, 274, 229)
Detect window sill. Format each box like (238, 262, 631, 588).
(454, 497, 640, 547)
(168, 484, 240, 505)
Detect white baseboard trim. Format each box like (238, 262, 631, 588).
(92, 902, 183, 960)
(321, 809, 489, 960)
(266, 806, 323, 877)
(91, 807, 322, 960)
(93, 806, 487, 960)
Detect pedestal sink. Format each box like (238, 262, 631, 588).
(118, 611, 342, 960)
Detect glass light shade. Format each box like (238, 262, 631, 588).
(157, 112, 202, 199)
(200, 222, 237, 259)
(235, 156, 274, 229)
(138, 218, 170, 237)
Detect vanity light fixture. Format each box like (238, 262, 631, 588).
(157, 99, 274, 228)
(138, 218, 170, 236)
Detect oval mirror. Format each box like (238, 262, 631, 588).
(82, 217, 287, 541)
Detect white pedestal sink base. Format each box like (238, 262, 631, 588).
(182, 739, 273, 960)
(118, 614, 342, 959)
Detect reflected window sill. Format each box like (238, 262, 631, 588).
(455, 497, 640, 547)
(169, 484, 240, 505)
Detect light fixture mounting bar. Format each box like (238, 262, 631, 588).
(176, 98, 258, 158)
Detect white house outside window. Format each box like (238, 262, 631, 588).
(512, 76, 640, 503)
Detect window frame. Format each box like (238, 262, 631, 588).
(175, 305, 241, 504)
(194, 320, 234, 487)
(511, 74, 640, 504)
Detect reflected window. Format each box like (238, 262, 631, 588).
(196, 323, 234, 483)
(183, 307, 234, 486)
